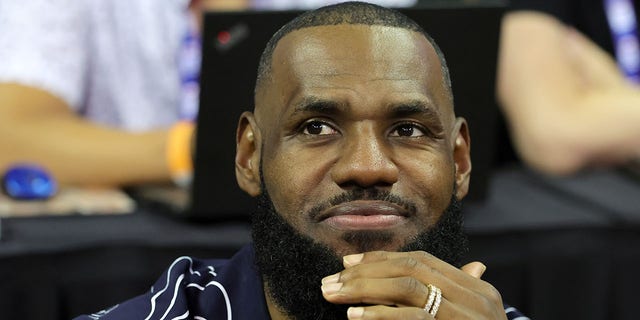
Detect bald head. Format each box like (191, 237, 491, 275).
(254, 1, 452, 104)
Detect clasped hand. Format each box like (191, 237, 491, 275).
(321, 251, 507, 320)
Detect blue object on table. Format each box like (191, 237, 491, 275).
(2, 164, 57, 200)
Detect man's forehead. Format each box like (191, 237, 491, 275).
(255, 24, 449, 119)
(272, 24, 436, 62)
(266, 24, 443, 94)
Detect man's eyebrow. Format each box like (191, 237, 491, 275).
(292, 97, 343, 115)
(290, 98, 444, 123)
(389, 100, 442, 119)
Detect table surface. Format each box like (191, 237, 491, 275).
(2, 166, 640, 320)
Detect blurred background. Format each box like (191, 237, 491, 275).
(2, 0, 640, 319)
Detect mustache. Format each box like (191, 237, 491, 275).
(307, 188, 417, 220)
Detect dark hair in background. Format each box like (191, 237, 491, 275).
(254, 1, 452, 101)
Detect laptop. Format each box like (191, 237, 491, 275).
(186, 4, 505, 221)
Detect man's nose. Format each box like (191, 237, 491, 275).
(330, 127, 399, 189)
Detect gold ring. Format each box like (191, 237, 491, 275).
(423, 284, 441, 317)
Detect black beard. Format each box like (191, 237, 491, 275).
(251, 186, 468, 320)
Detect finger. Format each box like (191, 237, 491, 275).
(341, 251, 487, 293)
(461, 261, 486, 279)
(346, 305, 435, 320)
(345, 296, 457, 320)
(343, 253, 365, 267)
(344, 251, 455, 276)
(322, 276, 429, 307)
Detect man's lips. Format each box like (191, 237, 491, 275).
(316, 200, 409, 230)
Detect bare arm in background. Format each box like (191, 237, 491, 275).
(0, 1, 251, 188)
(0, 83, 171, 187)
(497, 11, 640, 175)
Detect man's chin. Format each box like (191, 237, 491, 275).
(318, 229, 415, 256)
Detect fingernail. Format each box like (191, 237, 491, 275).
(322, 273, 340, 284)
(347, 307, 365, 319)
(343, 253, 364, 266)
(478, 263, 487, 275)
(321, 282, 343, 295)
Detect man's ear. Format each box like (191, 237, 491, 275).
(235, 112, 262, 197)
(452, 118, 471, 200)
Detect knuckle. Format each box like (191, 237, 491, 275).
(365, 251, 387, 262)
(400, 257, 421, 273)
(396, 277, 424, 297)
(483, 283, 503, 304)
(338, 270, 352, 282)
(412, 250, 432, 261)
(476, 283, 504, 315)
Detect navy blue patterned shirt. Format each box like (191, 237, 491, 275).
(74, 244, 529, 320)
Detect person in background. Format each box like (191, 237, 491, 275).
(0, 0, 415, 191)
(73, 2, 528, 319)
(497, 0, 640, 175)
(0, 0, 249, 189)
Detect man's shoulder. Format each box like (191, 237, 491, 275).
(73, 245, 266, 320)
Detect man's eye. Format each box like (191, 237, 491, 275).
(390, 123, 426, 137)
(302, 121, 338, 135)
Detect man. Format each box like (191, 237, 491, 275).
(75, 2, 527, 319)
